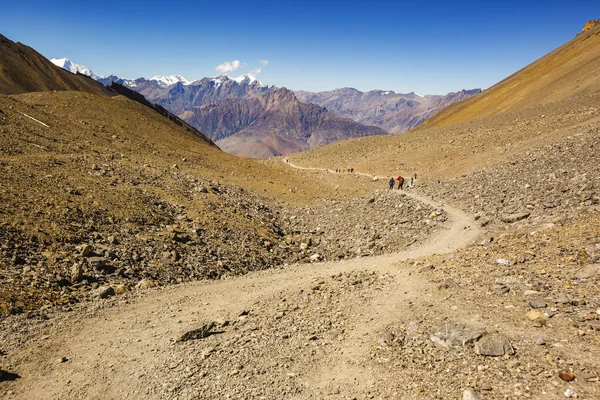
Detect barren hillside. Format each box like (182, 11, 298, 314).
(0, 35, 111, 96)
(419, 23, 600, 129)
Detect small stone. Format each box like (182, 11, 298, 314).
(462, 388, 483, 400)
(574, 264, 600, 279)
(113, 284, 128, 295)
(59, 356, 68, 363)
(77, 244, 94, 257)
(418, 264, 435, 273)
(588, 320, 600, 331)
(564, 388, 578, 398)
(70, 263, 84, 283)
(554, 293, 571, 304)
(430, 323, 484, 349)
(559, 372, 576, 382)
(92, 286, 114, 299)
(523, 290, 539, 296)
(529, 297, 547, 309)
(474, 333, 515, 356)
(309, 253, 322, 262)
(526, 310, 546, 321)
(533, 336, 547, 346)
(136, 278, 156, 290)
(86, 256, 108, 270)
(176, 322, 216, 342)
(501, 212, 530, 223)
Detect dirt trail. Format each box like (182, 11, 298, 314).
(2, 163, 482, 400)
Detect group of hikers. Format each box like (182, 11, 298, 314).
(335, 168, 354, 173)
(389, 173, 417, 190)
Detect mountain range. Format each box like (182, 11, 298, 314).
(49, 58, 481, 157)
(295, 88, 482, 133)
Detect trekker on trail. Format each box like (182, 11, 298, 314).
(389, 177, 395, 189)
(397, 176, 404, 190)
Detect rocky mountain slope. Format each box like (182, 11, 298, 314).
(98, 74, 270, 115)
(0, 35, 111, 96)
(295, 88, 482, 133)
(180, 87, 387, 158)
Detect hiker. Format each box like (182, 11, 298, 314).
(397, 176, 404, 190)
(389, 177, 395, 189)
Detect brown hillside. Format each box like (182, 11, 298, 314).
(0, 90, 383, 315)
(419, 22, 600, 129)
(0, 34, 111, 95)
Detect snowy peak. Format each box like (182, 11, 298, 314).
(50, 57, 103, 80)
(149, 74, 191, 87)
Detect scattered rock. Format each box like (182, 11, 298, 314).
(529, 297, 547, 309)
(554, 293, 571, 304)
(474, 333, 515, 356)
(92, 286, 114, 299)
(430, 323, 485, 349)
(136, 278, 156, 290)
(70, 263, 84, 283)
(501, 212, 530, 223)
(176, 322, 216, 342)
(564, 388, 578, 398)
(86, 256, 108, 270)
(559, 372, 576, 382)
(526, 310, 547, 326)
(574, 264, 600, 279)
(588, 320, 600, 331)
(463, 388, 483, 400)
(533, 336, 547, 346)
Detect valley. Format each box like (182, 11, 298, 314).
(1, 17, 600, 400)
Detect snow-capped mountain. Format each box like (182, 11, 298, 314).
(50, 58, 104, 80)
(150, 74, 191, 87)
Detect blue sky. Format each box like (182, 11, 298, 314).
(1, 0, 598, 94)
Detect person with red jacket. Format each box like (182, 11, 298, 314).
(397, 176, 405, 190)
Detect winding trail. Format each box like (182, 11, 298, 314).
(282, 158, 482, 257)
(3, 161, 482, 400)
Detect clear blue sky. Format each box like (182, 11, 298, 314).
(1, 0, 598, 94)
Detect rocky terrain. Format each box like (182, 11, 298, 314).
(295, 88, 481, 133)
(1, 21, 600, 400)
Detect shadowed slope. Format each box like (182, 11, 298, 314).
(0, 34, 111, 96)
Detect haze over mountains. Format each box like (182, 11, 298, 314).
(50, 58, 481, 157)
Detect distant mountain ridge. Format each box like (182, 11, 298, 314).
(50, 58, 104, 80)
(295, 88, 482, 133)
(180, 87, 387, 158)
(50, 57, 481, 157)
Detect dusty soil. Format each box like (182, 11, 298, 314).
(0, 171, 483, 399)
(2, 160, 600, 399)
